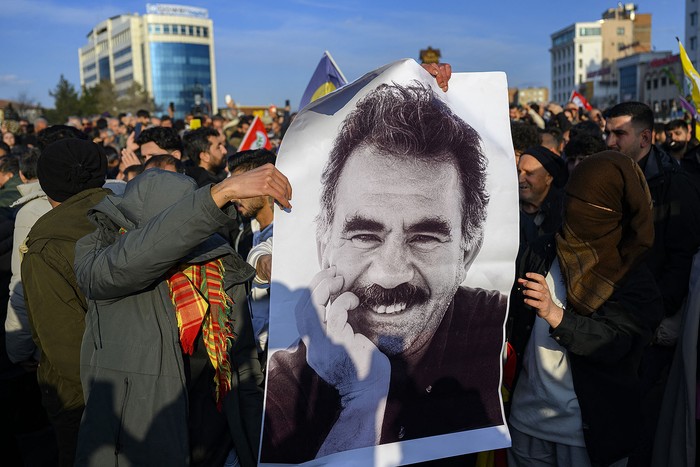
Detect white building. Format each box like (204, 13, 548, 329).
(687, 0, 700, 67)
(78, 4, 217, 118)
(550, 22, 603, 104)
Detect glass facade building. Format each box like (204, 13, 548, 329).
(150, 42, 212, 116)
(78, 5, 217, 118)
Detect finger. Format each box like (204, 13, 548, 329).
(327, 291, 360, 336)
(525, 272, 548, 287)
(308, 266, 337, 292)
(263, 165, 293, 202)
(296, 274, 343, 342)
(442, 63, 452, 81)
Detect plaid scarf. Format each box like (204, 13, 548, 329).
(167, 259, 236, 410)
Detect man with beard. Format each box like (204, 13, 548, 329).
(183, 127, 228, 187)
(227, 149, 277, 354)
(663, 119, 695, 162)
(260, 82, 508, 463)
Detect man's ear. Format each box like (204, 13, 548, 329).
(459, 236, 482, 282)
(171, 149, 182, 160)
(199, 151, 209, 165)
(640, 128, 653, 149)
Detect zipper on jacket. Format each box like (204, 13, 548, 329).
(114, 376, 130, 465)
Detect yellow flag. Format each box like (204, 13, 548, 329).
(679, 39, 700, 108)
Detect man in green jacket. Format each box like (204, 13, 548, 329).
(21, 138, 110, 467)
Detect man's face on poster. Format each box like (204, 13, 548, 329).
(318, 145, 478, 359)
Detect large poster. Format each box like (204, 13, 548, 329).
(260, 59, 518, 466)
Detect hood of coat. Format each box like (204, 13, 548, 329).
(87, 169, 249, 275)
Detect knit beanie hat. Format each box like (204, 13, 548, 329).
(38, 138, 107, 202)
(523, 145, 568, 188)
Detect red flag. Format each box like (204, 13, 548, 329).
(569, 90, 593, 111)
(238, 116, 272, 151)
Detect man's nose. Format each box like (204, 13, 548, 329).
(605, 133, 615, 148)
(367, 238, 414, 289)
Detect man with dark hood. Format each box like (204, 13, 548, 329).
(21, 138, 110, 466)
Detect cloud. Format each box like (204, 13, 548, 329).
(2, 0, 123, 28)
(0, 74, 32, 86)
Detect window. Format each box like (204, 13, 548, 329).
(154, 24, 161, 34)
(578, 59, 583, 68)
(653, 78, 658, 89)
(189, 25, 194, 35)
(646, 80, 651, 90)
(692, 13, 698, 26)
(691, 36, 698, 51)
(661, 76, 667, 86)
(163, 24, 170, 34)
(579, 27, 601, 36)
(579, 44, 582, 53)
(202, 27, 208, 38)
(579, 74, 583, 83)
(617, 27, 625, 35)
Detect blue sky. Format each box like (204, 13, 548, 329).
(0, 0, 684, 111)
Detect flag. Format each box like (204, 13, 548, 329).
(299, 51, 348, 110)
(678, 38, 700, 108)
(238, 116, 272, 152)
(569, 90, 592, 111)
(677, 38, 700, 139)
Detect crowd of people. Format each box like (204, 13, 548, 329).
(0, 60, 699, 467)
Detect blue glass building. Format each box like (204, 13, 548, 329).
(79, 4, 217, 119)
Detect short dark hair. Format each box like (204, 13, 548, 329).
(539, 127, 563, 146)
(19, 148, 41, 180)
(664, 119, 688, 132)
(136, 109, 151, 119)
(318, 81, 488, 249)
(0, 142, 10, 155)
(564, 134, 607, 160)
(136, 126, 183, 153)
(182, 127, 219, 164)
(511, 121, 540, 152)
(569, 121, 603, 140)
(144, 154, 185, 173)
(123, 164, 145, 179)
(606, 102, 654, 132)
(0, 155, 19, 175)
(227, 149, 276, 173)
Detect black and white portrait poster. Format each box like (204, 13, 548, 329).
(260, 59, 518, 466)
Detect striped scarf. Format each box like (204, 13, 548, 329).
(167, 259, 235, 410)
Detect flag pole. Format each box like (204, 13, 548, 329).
(324, 50, 348, 84)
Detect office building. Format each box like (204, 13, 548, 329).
(550, 3, 651, 105)
(78, 4, 217, 118)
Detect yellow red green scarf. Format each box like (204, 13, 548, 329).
(167, 259, 235, 410)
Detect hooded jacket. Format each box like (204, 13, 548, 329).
(20, 186, 110, 467)
(21, 187, 110, 419)
(6, 181, 51, 363)
(73, 170, 261, 467)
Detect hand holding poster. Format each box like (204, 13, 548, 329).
(261, 59, 518, 466)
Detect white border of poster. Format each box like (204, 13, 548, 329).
(261, 59, 518, 466)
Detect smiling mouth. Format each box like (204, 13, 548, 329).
(371, 302, 408, 314)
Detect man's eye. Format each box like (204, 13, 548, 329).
(350, 234, 381, 248)
(410, 235, 443, 249)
